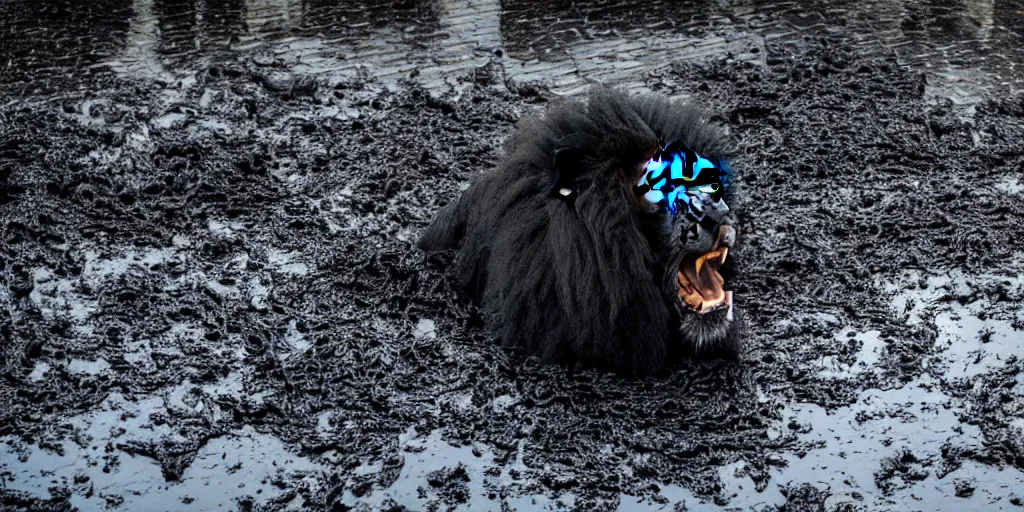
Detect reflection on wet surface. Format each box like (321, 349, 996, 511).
(335, 427, 706, 511)
(718, 267, 1024, 511)
(337, 427, 520, 510)
(772, 376, 1024, 511)
(0, 0, 133, 88)
(2, 0, 1022, 100)
(0, 393, 321, 511)
(2, 1, 1024, 511)
(883, 269, 1024, 380)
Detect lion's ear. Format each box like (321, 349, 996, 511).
(551, 134, 588, 200)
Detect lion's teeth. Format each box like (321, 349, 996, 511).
(720, 225, 736, 247)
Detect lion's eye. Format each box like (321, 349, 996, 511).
(688, 183, 719, 195)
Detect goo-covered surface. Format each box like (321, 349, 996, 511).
(1, 1, 1024, 511)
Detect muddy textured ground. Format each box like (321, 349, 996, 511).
(1, 1, 1023, 511)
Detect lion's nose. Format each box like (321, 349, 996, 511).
(685, 195, 733, 250)
(718, 224, 737, 248)
(684, 221, 737, 264)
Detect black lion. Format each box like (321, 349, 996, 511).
(419, 88, 742, 376)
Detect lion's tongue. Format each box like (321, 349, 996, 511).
(677, 247, 728, 313)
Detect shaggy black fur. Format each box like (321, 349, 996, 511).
(419, 88, 742, 376)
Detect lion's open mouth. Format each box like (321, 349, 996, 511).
(677, 225, 734, 318)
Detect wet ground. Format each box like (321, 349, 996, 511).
(1, 0, 1023, 511)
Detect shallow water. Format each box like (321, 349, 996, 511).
(3, 0, 1023, 102)
(1, 393, 321, 511)
(2, 0, 1024, 511)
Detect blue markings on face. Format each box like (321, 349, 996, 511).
(719, 159, 732, 189)
(634, 142, 728, 214)
(647, 159, 668, 176)
(693, 157, 716, 179)
(665, 187, 691, 214)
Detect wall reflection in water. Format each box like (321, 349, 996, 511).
(0, 0, 1021, 96)
(499, 0, 725, 60)
(150, 0, 247, 58)
(0, 0, 133, 88)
